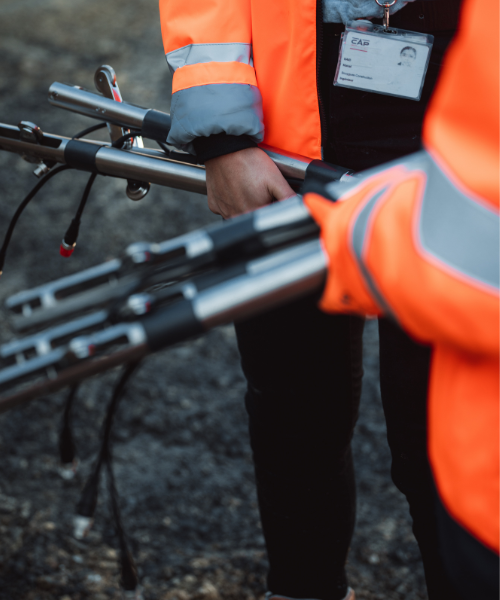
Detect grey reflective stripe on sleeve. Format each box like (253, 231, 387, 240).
(166, 43, 253, 75)
(420, 154, 500, 290)
(325, 151, 428, 200)
(167, 83, 264, 152)
(351, 185, 396, 317)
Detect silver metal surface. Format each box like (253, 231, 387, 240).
(0, 311, 108, 358)
(33, 163, 51, 178)
(6, 259, 122, 314)
(0, 125, 208, 193)
(154, 229, 214, 259)
(18, 121, 43, 143)
(253, 195, 310, 232)
(260, 143, 311, 179)
(49, 82, 148, 130)
(374, 0, 397, 29)
(126, 180, 150, 201)
(69, 322, 147, 359)
(95, 147, 207, 195)
(94, 65, 118, 95)
(0, 124, 70, 163)
(127, 294, 153, 316)
(94, 65, 129, 143)
(193, 239, 326, 328)
(0, 347, 67, 386)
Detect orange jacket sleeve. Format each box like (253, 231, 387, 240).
(305, 146, 499, 355)
(305, 150, 499, 356)
(159, 0, 264, 153)
(304, 0, 499, 357)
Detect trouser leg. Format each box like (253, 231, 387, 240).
(234, 293, 364, 600)
(378, 318, 461, 599)
(435, 494, 500, 600)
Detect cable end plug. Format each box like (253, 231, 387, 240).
(59, 458, 79, 481)
(60, 241, 76, 257)
(60, 218, 80, 257)
(74, 470, 100, 538)
(122, 587, 144, 600)
(73, 514, 94, 539)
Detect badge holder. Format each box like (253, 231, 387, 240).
(334, 0, 434, 101)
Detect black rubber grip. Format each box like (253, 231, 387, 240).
(141, 109, 172, 142)
(141, 300, 203, 352)
(208, 214, 261, 263)
(64, 139, 101, 172)
(193, 263, 247, 292)
(302, 159, 352, 198)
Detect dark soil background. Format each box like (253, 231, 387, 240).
(0, 1, 427, 599)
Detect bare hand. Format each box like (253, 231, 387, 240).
(205, 147, 295, 219)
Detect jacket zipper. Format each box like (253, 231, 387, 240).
(316, 0, 328, 157)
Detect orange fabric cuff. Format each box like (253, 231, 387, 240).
(172, 62, 257, 93)
(304, 192, 381, 316)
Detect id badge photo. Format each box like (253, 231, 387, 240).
(334, 0, 434, 101)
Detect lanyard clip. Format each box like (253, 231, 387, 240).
(375, 0, 397, 31)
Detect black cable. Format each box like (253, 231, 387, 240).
(59, 383, 79, 467)
(102, 361, 141, 592)
(156, 140, 171, 156)
(112, 131, 142, 149)
(60, 172, 97, 256)
(0, 163, 72, 276)
(75, 172, 97, 220)
(73, 122, 108, 140)
(75, 362, 140, 531)
(106, 453, 139, 592)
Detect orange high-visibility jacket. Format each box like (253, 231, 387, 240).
(159, 0, 323, 157)
(305, 0, 499, 552)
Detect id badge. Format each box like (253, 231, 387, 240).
(334, 20, 434, 101)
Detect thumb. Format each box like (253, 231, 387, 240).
(268, 173, 295, 201)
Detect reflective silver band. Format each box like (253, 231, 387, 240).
(167, 83, 264, 152)
(420, 155, 499, 290)
(350, 150, 499, 320)
(166, 43, 253, 75)
(351, 185, 396, 317)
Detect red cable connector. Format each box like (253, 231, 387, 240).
(60, 239, 76, 257)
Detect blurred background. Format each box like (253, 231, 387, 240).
(0, 1, 427, 599)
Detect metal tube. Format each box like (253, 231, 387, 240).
(95, 147, 207, 194)
(0, 122, 308, 187)
(0, 124, 207, 194)
(48, 82, 148, 130)
(0, 343, 149, 414)
(194, 239, 326, 328)
(259, 144, 311, 180)
(46, 83, 313, 179)
(0, 124, 69, 162)
(0, 240, 326, 408)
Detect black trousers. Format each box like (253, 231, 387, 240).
(436, 493, 500, 600)
(236, 299, 364, 600)
(234, 28, 462, 600)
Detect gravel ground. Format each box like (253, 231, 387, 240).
(0, 2, 427, 599)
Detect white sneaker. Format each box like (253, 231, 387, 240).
(265, 587, 355, 600)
